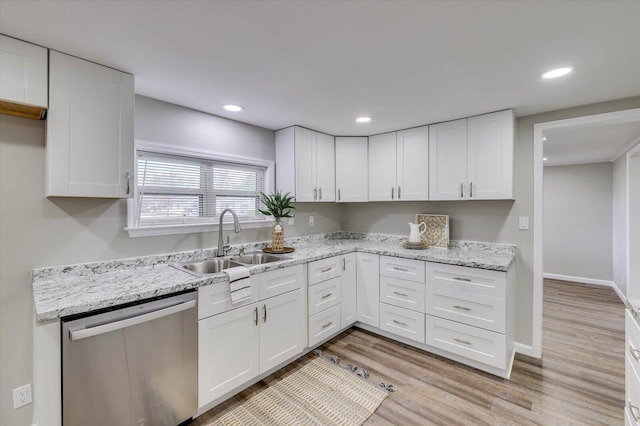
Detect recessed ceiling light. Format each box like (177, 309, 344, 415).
(543, 137, 547, 141)
(543, 157, 548, 161)
(355, 116, 372, 123)
(223, 104, 244, 112)
(541, 67, 573, 79)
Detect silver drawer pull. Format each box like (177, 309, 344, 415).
(392, 319, 407, 327)
(393, 291, 408, 297)
(453, 337, 472, 345)
(630, 401, 640, 421)
(453, 305, 471, 311)
(321, 267, 333, 273)
(453, 277, 472, 282)
(631, 344, 640, 361)
(392, 266, 409, 272)
(321, 293, 333, 299)
(322, 321, 333, 329)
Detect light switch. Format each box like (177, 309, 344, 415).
(288, 218, 295, 225)
(518, 216, 529, 230)
(309, 215, 315, 226)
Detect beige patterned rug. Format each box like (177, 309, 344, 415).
(208, 356, 389, 426)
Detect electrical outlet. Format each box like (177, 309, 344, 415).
(288, 218, 294, 225)
(13, 384, 32, 409)
(518, 216, 529, 230)
(309, 215, 315, 226)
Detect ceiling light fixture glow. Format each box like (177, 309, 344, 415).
(543, 157, 548, 161)
(223, 104, 244, 112)
(543, 137, 547, 141)
(541, 67, 573, 79)
(355, 116, 372, 123)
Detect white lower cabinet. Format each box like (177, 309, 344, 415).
(356, 252, 380, 327)
(308, 304, 341, 347)
(340, 253, 357, 328)
(198, 266, 306, 409)
(626, 309, 640, 425)
(380, 303, 425, 344)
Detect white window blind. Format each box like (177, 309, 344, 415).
(135, 151, 266, 227)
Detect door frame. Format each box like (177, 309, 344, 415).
(532, 107, 640, 358)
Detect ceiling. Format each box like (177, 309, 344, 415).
(543, 120, 640, 167)
(1, 1, 640, 136)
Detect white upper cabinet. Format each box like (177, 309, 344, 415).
(429, 110, 514, 200)
(276, 126, 335, 202)
(47, 51, 134, 198)
(467, 110, 515, 200)
(0, 35, 47, 119)
(369, 127, 428, 201)
(335, 137, 368, 202)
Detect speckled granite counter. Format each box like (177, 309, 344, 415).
(32, 232, 515, 321)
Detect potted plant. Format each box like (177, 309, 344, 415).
(258, 191, 296, 252)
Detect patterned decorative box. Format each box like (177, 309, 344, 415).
(416, 214, 449, 248)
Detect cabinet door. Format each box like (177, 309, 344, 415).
(467, 110, 514, 200)
(315, 132, 335, 202)
(294, 126, 316, 202)
(259, 289, 306, 373)
(336, 137, 368, 202)
(368, 132, 397, 201)
(198, 304, 259, 408)
(356, 252, 380, 327)
(396, 126, 429, 201)
(341, 253, 357, 328)
(47, 51, 134, 198)
(0, 35, 47, 108)
(429, 118, 468, 200)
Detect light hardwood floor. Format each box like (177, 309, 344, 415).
(195, 279, 625, 425)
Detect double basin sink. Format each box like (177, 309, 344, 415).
(174, 252, 292, 277)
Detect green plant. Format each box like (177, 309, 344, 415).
(258, 191, 296, 219)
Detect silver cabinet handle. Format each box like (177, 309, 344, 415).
(254, 307, 259, 326)
(319, 187, 322, 200)
(342, 258, 346, 271)
(391, 186, 394, 199)
(392, 266, 409, 272)
(453, 337, 472, 345)
(126, 172, 131, 195)
(70, 300, 195, 341)
(398, 186, 401, 199)
(263, 304, 267, 323)
(453, 277, 472, 282)
(314, 187, 317, 200)
(321, 293, 333, 299)
(392, 319, 407, 327)
(453, 305, 471, 311)
(393, 291, 408, 297)
(470, 182, 473, 198)
(338, 188, 341, 201)
(321, 267, 332, 273)
(631, 344, 640, 361)
(630, 401, 640, 422)
(460, 183, 464, 198)
(322, 321, 333, 329)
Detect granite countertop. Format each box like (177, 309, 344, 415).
(32, 232, 516, 321)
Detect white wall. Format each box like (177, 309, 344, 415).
(543, 162, 613, 282)
(613, 154, 628, 294)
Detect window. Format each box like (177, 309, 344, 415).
(130, 148, 270, 232)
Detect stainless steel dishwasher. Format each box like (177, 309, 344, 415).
(62, 290, 197, 426)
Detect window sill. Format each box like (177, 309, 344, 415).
(125, 219, 273, 238)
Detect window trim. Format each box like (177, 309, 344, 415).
(126, 140, 275, 238)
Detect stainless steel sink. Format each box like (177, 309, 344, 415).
(172, 258, 243, 276)
(228, 252, 291, 265)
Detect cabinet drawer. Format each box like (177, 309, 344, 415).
(426, 262, 506, 299)
(426, 286, 505, 333)
(627, 352, 640, 425)
(308, 304, 341, 347)
(258, 265, 304, 300)
(198, 280, 260, 320)
(380, 256, 425, 283)
(380, 303, 425, 344)
(380, 276, 425, 313)
(308, 277, 341, 316)
(627, 310, 640, 372)
(426, 315, 506, 369)
(308, 256, 341, 285)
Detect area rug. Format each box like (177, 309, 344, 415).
(209, 356, 389, 426)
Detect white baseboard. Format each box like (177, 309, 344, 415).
(543, 273, 626, 304)
(514, 342, 537, 358)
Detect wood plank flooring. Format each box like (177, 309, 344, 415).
(195, 279, 625, 425)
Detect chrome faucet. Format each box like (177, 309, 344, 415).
(218, 209, 242, 256)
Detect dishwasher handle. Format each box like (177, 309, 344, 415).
(69, 300, 196, 341)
